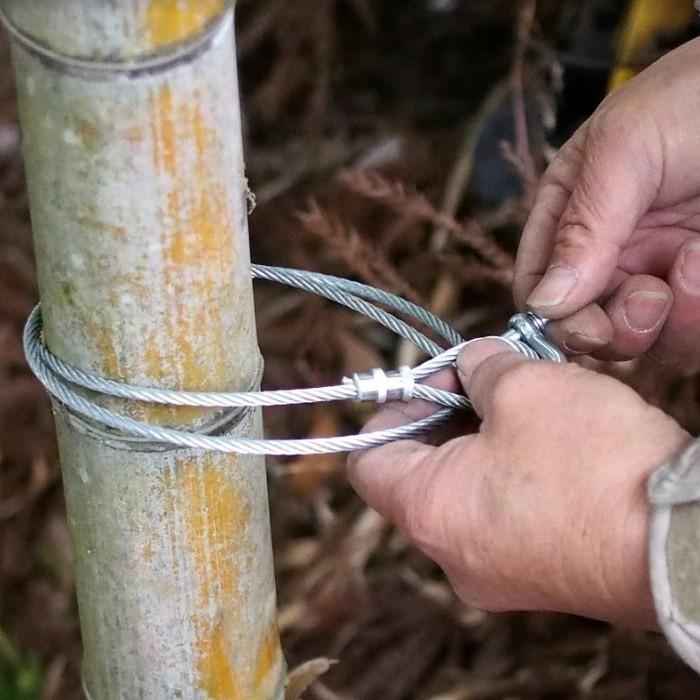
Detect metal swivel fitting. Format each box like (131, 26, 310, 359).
(503, 313, 567, 364)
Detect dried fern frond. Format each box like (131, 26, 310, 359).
(339, 169, 514, 272)
(297, 200, 421, 303)
(436, 253, 514, 289)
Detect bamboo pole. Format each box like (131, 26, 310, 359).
(2, 1, 285, 698)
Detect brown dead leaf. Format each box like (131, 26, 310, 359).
(285, 658, 337, 700)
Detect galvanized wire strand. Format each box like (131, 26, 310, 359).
(23, 348, 454, 455)
(251, 265, 463, 347)
(251, 265, 451, 357)
(25, 307, 359, 408)
(26, 307, 470, 413)
(25, 325, 456, 455)
(409, 336, 541, 382)
(24, 265, 561, 455)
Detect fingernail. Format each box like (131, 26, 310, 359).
(563, 332, 608, 355)
(457, 338, 513, 383)
(527, 266, 578, 309)
(622, 291, 669, 333)
(680, 243, 700, 293)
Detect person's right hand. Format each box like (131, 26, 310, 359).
(514, 37, 700, 369)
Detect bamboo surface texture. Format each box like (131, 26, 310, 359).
(2, 1, 285, 697)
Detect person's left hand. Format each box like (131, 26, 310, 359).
(347, 340, 690, 626)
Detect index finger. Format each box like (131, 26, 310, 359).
(513, 127, 586, 308)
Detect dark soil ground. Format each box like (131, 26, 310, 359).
(3, 1, 700, 698)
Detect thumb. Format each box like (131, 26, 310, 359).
(456, 338, 532, 419)
(526, 114, 661, 319)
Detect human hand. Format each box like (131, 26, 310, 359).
(515, 37, 700, 368)
(348, 340, 690, 626)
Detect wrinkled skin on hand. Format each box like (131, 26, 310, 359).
(515, 38, 700, 368)
(348, 341, 689, 626)
(349, 39, 700, 625)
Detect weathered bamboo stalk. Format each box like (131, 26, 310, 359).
(2, 1, 285, 697)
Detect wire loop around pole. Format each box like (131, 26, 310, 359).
(23, 265, 565, 456)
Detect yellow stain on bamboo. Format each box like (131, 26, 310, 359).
(146, 55, 279, 700)
(91, 324, 121, 378)
(163, 455, 282, 698)
(174, 454, 249, 699)
(144, 83, 239, 432)
(252, 623, 282, 691)
(145, 0, 227, 49)
(150, 87, 266, 693)
(150, 85, 250, 700)
(149, 86, 232, 392)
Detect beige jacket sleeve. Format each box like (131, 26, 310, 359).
(649, 439, 700, 672)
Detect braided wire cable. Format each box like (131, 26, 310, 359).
(24, 265, 563, 455)
(252, 265, 450, 356)
(252, 265, 462, 347)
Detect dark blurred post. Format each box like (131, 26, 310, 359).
(0, 1, 285, 697)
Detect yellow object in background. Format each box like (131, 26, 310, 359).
(609, 0, 695, 90)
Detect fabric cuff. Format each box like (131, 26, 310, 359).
(649, 438, 700, 673)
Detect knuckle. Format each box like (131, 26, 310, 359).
(559, 165, 609, 234)
(588, 105, 662, 194)
(533, 181, 572, 225)
(587, 107, 627, 151)
(541, 127, 586, 189)
(554, 217, 597, 251)
(588, 98, 646, 147)
(541, 154, 577, 192)
(554, 211, 620, 262)
(540, 157, 569, 189)
(554, 113, 636, 239)
(489, 361, 581, 414)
